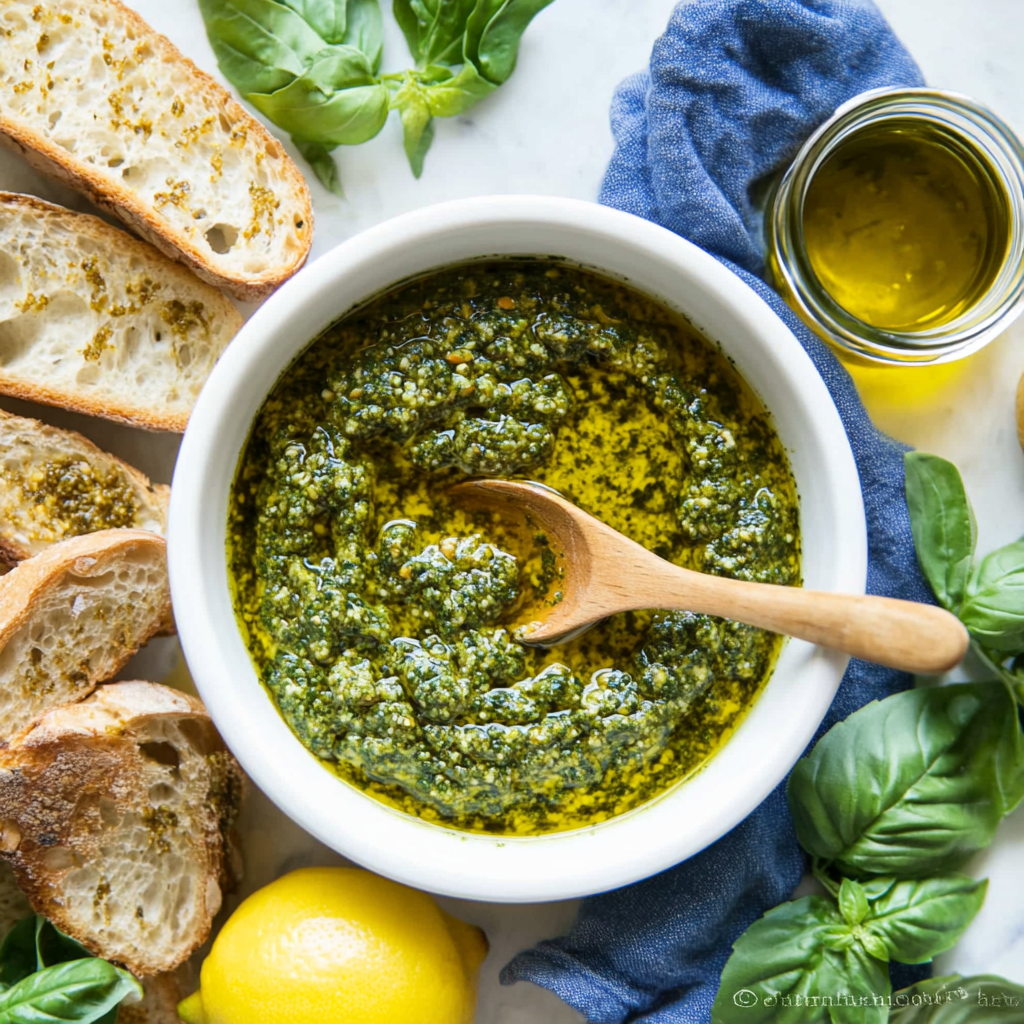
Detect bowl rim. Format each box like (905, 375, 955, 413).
(169, 195, 867, 903)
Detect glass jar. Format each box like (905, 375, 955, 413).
(767, 88, 1024, 365)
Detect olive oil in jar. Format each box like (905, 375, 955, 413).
(767, 89, 1024, 364)
(802, 121, 1009, 332)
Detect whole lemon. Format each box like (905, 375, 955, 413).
(177, 866, 488, 1024)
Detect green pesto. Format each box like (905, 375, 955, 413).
(15, 457, 139, 536)
(228, 261, 801, 834)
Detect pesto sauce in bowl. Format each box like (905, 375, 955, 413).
(228, 261, 800, 835)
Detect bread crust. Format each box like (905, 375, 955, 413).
(0, 530, 174, 741)
(0, 192, 244, 430)
(0, 681, 244, 976)
(0, 529, 174, 651)
(0, 1, 313, 300)
(0, 407, 170, 562)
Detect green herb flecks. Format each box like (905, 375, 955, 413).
(228, 261, 801, 834)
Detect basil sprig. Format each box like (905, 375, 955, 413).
(905, 452, 1024, 694)
(714, 453, 1024, 1020)
(0, 916, 140, 1024)
(388, 0, 554, 175)
(714, 876, 985, 1024)
(199, 0, 554, 191)
(711, 683, 1024, 1023)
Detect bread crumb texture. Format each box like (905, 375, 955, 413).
(0, 410, 168, 561)
(0, 530, 173, 739)
(0, 194, 243, 428)
(0, 682, 244, 975)
(0, 1, 311, 293)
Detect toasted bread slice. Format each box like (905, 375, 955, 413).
(0, 409, 169, 562)
(0, 681, 244, 976)
(0, 194, 243, 430)
(0, 2, 312, 300)
(0, 856, 187, 1020)
(0, 529, 173, 740)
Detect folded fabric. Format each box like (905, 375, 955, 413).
(502, 2, 934, 1021)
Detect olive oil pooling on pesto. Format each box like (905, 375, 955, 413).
(228, 262, 801, 834)
(802, 120, 1009, 332)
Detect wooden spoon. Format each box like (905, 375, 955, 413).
(450, 478, 969, 675)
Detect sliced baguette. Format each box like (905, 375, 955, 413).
(0, 408, 169, 562)
(0, 2, 312, 300)
(0, 856, 188, 1022)
(0, 194, 243, 430)
(0, 529, 173, 740)
(0, 681, 244, 976)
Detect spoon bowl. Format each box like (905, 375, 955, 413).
(452, 478, 969, 674)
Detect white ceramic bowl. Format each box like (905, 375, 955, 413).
(169, 196, 866, 903)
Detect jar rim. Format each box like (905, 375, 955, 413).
(768, 87, 1024, 364)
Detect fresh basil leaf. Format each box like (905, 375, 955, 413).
(278, 0, 347, 43)
(903, 453, 977, 613)
(34, 924, 95, 978)
(977, 646, 1024, 706)
(393, 0, 424, 63)
(475, 0, 554, 84)
(0, 918, 96, 991)
(343, 0, 384, 72)
(390, 79, 435, 177)
(462, 0, 505, 69)
(420, 60, 495, 117)
(862, 875, 986, 964)
(0, 959, 140, 1024)
(711, 897, 890, 1024)
(249, 49, 389, 146)
(859, 877, 896, 901)
(838, 878, 868, 927)
(890, 975, 1024, 1022)
(960, 538, 1024, 650)
(198, 0, 328, 95)
(0, 921, 42, 989)
(858, 930, 890, 963)
(418, 0, 479, 66)
(292, 138, 343, 193)
(788, 683, 1024, 877)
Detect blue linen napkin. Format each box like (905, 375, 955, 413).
(502, 2, 936, 1021)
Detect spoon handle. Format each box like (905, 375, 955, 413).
(636, 568, 969, 675)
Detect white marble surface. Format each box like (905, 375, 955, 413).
(1, 0, 1023, 1019)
